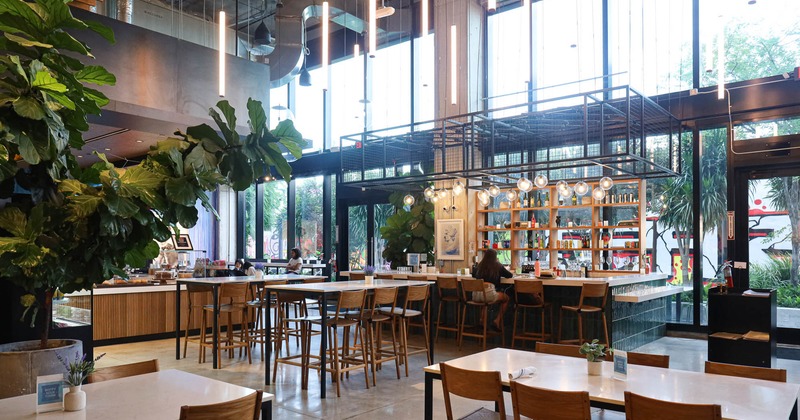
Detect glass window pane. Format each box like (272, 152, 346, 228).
(371, 41, 412, 130)
(700, 0, 800, 88)
(414, 34, 435, 127)
(700, 128, 728, 326)
(373, 204, 395, 269)
(331, 54, 366, 148)
(348, 205, 368, 270)
(294, 68, 325, 152)
(295, 176, 324, 262)
(488, 6, 530, 115)
(263, 181, 288, 260)
(244, 185, 256, 259)
(734, 116, 800, 141)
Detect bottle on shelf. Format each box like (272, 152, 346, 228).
(543, 192, 550, 207)
(534, 257, 541, 277)
(571, 194, 577, 205)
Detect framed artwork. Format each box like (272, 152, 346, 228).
(436, 219, 464, 260)
(172, 234, 193, 250)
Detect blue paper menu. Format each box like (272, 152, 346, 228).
(613, 350, 628, 380)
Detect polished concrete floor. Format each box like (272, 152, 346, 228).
(96, 331, 800, 419)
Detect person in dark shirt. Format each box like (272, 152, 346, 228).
(474, 249, 512, 331)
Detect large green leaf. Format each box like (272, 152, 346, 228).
(220, 150, 254, 191)
(119, 165, 163, 197)
(175, 204, 199, 228)
(186, 124, 225, 152)
(43, 90, 75, 110)
(217, 100, 237, 136)
(123, 240, 159, 268)
(75, 65, 116, 86)
(67, 194, 102, 219)
(31, 70, 66, 92)
(164, 177, 198, 206)
(246, 98, 267, 139)
(184, 143, 217, 174)
(13, 97, 44, 120)
(46, 31, 90, 56)
(82, 87, 109, 108)
(84, 19, 115, 44)
(4, 32, 51, 48)
(0, 207, 27, 237)
(208, 107, 238, 145)
(15, 132, 41, 164)
(278, 138, 303, 159)
(264, 143, 292, 182)
(103, 192, 139, 218)
(0, 237, 29, 254)
(0, 0, 45, 37)
(33, 0, 80, 30)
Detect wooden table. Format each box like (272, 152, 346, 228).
(264, 279, 436, 398)
(0, 369, 274, 419)
(423, 348, 800, 420)
(175, 275, 326, 369)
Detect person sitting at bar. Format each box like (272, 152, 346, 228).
(286, 248, 303, 274)
(232, 259, 246, 276)
(242, 261, 256, 276)
(473, 249, 512, 331)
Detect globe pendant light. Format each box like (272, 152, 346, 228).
(477, 189, 490, 202)
(505, 189, 518, 202)
(453, 180, 465, 196)
(403, 194, 415, 206)
(488, 184, 501, 197)
(556, 180, 569, 193)
(517, 177, 533, 193)
(574, 181, 590, 197)
(423, 186, 436, 200)
(592, 187, 606, 201)
(558, 186, 574, 199)
(599, 176, 614, 190)
(437, 189, 448, 199)
(533, 174, 548, 189)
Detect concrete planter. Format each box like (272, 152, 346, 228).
(0, 339, 82, 399)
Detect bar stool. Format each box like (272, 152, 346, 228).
(558, 282, 610, 347)
(247, 280, 287, 361)
(199, 282, 252, 367)
(183, 283, 212, 360)
(379, 284, 431, 376)
(375, 272, 394, 280)
(434, 276, 461, 343)
(349, 272, 366, 280)
(361, 287, 401, 385)
(271, 290, 321, 389)
(459, 278, 504, 350)
(406, 274, 429, 281)
(512, 279, 553, 348)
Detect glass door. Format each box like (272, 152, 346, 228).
(347, 205, 368, 270)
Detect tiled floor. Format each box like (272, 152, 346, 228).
(96, 332, 800, 419)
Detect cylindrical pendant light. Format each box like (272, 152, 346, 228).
(717, 18, 725, 100)
(322, 1, 329, 90)
(354, 43, 360, 58)
(488, 0, 496, 12)
(450, 24, 457, 105)
(421, 0, 429, 38)
(218, 10, 226, 97)
(369, 0, 377, 57)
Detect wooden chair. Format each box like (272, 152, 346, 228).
(183, 284, 212, 360)
(87, 359, 159, 383)
(704, 361, 787, 382)
(247, 280, 287, 361)
(434, 276, 461, 343)
(362, 287, 401, 386)
(375, 272, 394, 279)
(179, 390, 262, 420)
(558, 282, 610, 347)
(199, 282, 252, 367)
(510, 380, 590, 420)
(459, 278, 504, 350)
(406, 274, 430, 281)
(349, 272, 366, 280)
(627, 352, 669, 368)
(271, 290, 321, 388)
(624, 391, 721, 419)
(535, 342, 582, 358)
(440, 362, 507, 420)
(379, 284, 431, 376)
(512, 279, 552, 348)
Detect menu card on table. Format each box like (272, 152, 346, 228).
(613, 350, 628, 381)
(36, 374, 64, 413)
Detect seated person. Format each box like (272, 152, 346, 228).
(286, 248, 303, 274)
(242, 261, 256, 276)
(232, 259, 246, 276)
(473, 249, 512, 331)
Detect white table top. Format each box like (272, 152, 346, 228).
(425, 348, 800, 420)
(266, 278, 433, 293)
(0, 369, 271, 419)
(341, 271, 668, 287)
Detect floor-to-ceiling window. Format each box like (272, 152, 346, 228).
(294, 176, 324, 261)
(263, 181, 288, 260)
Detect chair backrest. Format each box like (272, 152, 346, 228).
(302, 277, 324, 284)
(187, 284, 214, 294)
(406, 274, 430, 281)
(219, 282, 249, 303)
(440, 363, 506, 420)
(704, 361, 787, 382)
(87, 359, 159, 383)
(376, 272, 394, 279)
(535, 342, 583, 358)
(333, 289, 367, 320)
(371, 287, 398, 311)
(349, 272, 366, 280)
(627, 352, 670, 368)
(436, 276, 458, 294)
(510, 381, 590, 420)
(514, 279, 544, 305)
(179, 390, 262, 420)
(624, 391, 721, 419)
(579, 282, 609, 308)
(460, 278, 485, 303)
(403, 284, 429, 314)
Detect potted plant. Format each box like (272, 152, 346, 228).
(579, 339, 612, 376)
(363, 265, 375, 283)
(57, 351, 104, 411)
(0, 0, 303, 386)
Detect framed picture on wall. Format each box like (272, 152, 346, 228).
(436, 219, 464, 260)
(172, 234, 193, 250)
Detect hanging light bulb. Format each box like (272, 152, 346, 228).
(592, 187, 606, 201)
(218, 10, 226, 97)
(452, 180, 465, 196)
(477, 189, 490, 202)
(488, 184, 501, 197)
(437, 189, 448, 199)
(599, 176, 614, 190)
(423, 187, 436, 199)
(533, 174, 548, 188)
(368, 0, 377, 57)
(505, 189, 518, 202)
(517, 177, 533, 193)
(556, 180, 569, 192)
(558, 186, 574, 199)
(431, 195, 439, 203)
(487, 0, 496, 12)
(321, 1, 329, 90)
(403, 194, 415, 206)
(574, 181, 590, 197)
(450, 24, 457, 105)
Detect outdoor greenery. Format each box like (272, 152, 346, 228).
(749, 257, 800, 308)
(0, 0, 303, 346)
(380, 191, 434, 268)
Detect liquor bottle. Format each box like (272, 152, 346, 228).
(533, 233, 539, 249)
(571, 194, 577, 205)
(543, 192, 550, 207)
(534, 257, 541, 277)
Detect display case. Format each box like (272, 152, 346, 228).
(708, 287, 777, 368)
(52, 291, 92, 328)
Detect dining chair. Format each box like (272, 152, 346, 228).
(406, 274, 430, 281)
(178, 390, 262, 420)
(199, 282, 252, 367)
(375, 272, 394, 279)
(459, 278, 504, 350)
(535, 342, 582, 358)
(87, 359, 159, 383)
(380, 284, 431, 376)
(434, 276, 461, 343)
(183, 284, 213, 360)
(627, 352, 669, 368)
(349, 272, 366, 280)
(512, 279, 552, 348)
(440, 362, 508, 420)
(510, 380, 591, 420)
(361, 286, 401, 386)
(247, 280, 287, 361)
(271, 290, 321, 388)
(558, 282, 610, 347)
(704, 361, 787, 382)
(624, 391, 721, 419)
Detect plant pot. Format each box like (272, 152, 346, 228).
(0, 339, 82, 399)
(364, 275, 374, 284)
(64, 384, 86, 411)
(587, 360, 603, 376)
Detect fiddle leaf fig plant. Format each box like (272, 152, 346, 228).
(0, 0, 305, 348)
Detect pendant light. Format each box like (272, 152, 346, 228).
(574, 181, 590, 197)
(369, 0, 377, 57)
(488, 184, 501, 197)
(477, 189, 490, 203)
(423, 186, 436, 200)
(403, 194, 415, 206)
(599, 176, 614, 190)
(533, 174, 548, 188)
(505, 189, 518, 202)
(437, 189, 448, 199)
(592, 187, 606, 201)
(218, 10, 226, 97)
(452, 180, 465, 196)
(321, 1, 329, 90)
(558, 186, 573, 200)
(517, 177, 533, 193)
(556, 180, 568, 192)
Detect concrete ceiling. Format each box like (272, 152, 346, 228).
(76, 124, 165, 166)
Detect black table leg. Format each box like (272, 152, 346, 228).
(424, 371, 434, 420)
(212, 285, 219, 369)
(261, 400, 272, 420)
(320, 292, 327, 399)
(265, 287, 272, 386)
(429, 285, 437, 362)
(175, 281, 181, 360)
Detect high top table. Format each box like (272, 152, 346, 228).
(175, 275, 326, 369)
(264, 279, 436, 398)
(423, 348, 800, 420)
(0, 369, 274, 419)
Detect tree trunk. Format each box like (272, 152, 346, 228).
(40, 289, 53, 349)
(782, 178, 800, 285)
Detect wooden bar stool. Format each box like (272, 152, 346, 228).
(183, 284, 212, 360)
(512, 279, 552, 348)
(362, 287, 401, 386)
(375, 272, 394, 279)
(272, 290, 321, 389)
(459, 278, 504, 350)
(379, 284, 431, 376)
(199, 282, 252, 367)
(349, 272, 366, 280)
(558, 282, 610, 347)
(247, 280, 287, 361)
(434, 276, 461, 343)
